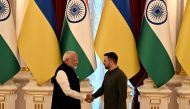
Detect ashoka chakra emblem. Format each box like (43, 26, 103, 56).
(0, 0, 11, 21)
(146, 0, 167, 25)
(66, 0, 87, 23)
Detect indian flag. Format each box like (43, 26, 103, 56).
(138, 0, 175, 87)
(60, 0, 96, 80)
(0, 0, 20, 84)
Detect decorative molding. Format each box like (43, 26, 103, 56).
(139, 78, 171, 109)
(177, 76, 190, 109)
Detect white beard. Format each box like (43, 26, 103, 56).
(74, 66, 77, 69)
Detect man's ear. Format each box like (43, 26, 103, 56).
(64, 58, 70, 63)
(110, 60, 114, 64)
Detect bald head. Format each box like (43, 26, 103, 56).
(63, 51, 78, 69)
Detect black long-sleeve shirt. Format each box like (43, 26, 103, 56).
(93, 67, 127, 109)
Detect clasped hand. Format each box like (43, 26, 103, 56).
(85, 94, 94, 103)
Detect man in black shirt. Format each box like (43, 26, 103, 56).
(85, 52, 127, 109)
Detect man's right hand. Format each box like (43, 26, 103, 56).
(85, 94, 94, 103)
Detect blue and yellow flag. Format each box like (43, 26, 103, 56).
(95, 0, 140, 78)
(176, 0, 190, 77)
(18, 0, 61, 84)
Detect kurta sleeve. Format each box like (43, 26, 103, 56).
(56, 70, 86, 100)
(117, 73, 127, 109)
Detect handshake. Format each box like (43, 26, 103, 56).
(85, 94, 95, 103)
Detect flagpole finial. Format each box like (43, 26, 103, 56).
(21, 67, 30, 71)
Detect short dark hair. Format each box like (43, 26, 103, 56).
(104, 52, 118, 64)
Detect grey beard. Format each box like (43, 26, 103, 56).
(74, 66, 77, 69)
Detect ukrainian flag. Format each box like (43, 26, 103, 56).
(18, 0, 61, 84)
(176, 0, 190, 77)
(95, 0, 140, 78)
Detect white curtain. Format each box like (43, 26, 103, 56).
(167, 0, 187, 73)
(88, 0, 105, 109)
(16, 0, 28, 67)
